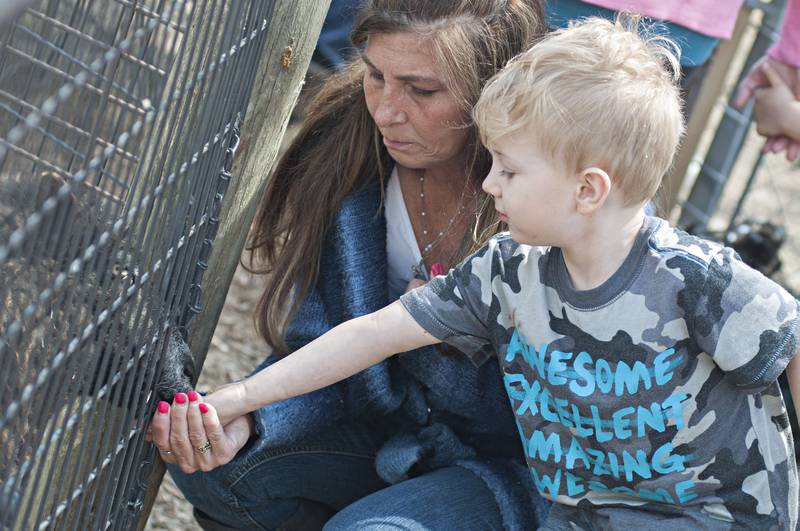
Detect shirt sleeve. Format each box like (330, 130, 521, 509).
(399, 243, 497, 367)
(768, 0, 800, 67)
(692, 246, 800, 392)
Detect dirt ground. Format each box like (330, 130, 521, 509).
(145, 65, 800, 531)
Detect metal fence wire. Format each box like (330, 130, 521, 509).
(0, 0, 277, 528)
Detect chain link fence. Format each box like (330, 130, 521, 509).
(0, 0, 279, 528)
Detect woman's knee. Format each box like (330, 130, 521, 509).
(169, 460, 330, 530)
(168, 462, 257, 528)
(168, 422, 386, 529)
(324, 466, 503, 531)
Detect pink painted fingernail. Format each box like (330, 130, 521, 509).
(174, 393, 187, 405)
(157, 401, 169, 414)
(199, 403, 209, 414)
(187, 390, 199, 402)
(430, 262, 445, 276)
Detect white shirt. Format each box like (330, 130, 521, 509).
(385, 166, 424, 301)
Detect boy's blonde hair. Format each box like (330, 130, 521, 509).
(473, 15, 685, 205)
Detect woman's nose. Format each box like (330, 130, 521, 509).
(373, 89, 407, 127)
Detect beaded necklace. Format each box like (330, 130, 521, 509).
(417, 170, 469, 260)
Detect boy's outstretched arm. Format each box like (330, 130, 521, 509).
(220, 301, 439, 420)
(787, 348, 800, 425)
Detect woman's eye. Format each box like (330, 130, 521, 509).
(412, 87, 436, 96)
(500, 169, 515, 179)
(369, 71, 384, 81)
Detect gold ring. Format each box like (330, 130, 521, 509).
(157, 447, 172, 455)
(194, 441, 212, 454)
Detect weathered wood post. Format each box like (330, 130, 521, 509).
(659, 8, 751, 219)
(136, 1, 331, 527)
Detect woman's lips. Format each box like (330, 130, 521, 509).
(383, 137, 413, 150)
(498, 212, 508, 222)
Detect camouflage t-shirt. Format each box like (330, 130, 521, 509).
(400, 216, 800, 529)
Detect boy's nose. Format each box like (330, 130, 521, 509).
(482, 173, 499, 197)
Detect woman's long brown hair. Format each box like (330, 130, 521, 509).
(247, 0, 545, 353)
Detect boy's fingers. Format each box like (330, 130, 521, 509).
(201, 407, 251, 467)
(225, 416, 254, 455)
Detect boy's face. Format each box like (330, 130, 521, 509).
(482, 132, 577, 246)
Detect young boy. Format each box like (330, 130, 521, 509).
(207, 17, 800, 528)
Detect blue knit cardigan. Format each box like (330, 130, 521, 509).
(245, 180, 547, 530)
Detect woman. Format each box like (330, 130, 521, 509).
(151, 1, 548, 529)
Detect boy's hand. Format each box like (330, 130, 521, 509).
(753, 63, 797, 139)
(204, 380, 250, 426)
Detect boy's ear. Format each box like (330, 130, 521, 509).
(574, 167, 612, 214)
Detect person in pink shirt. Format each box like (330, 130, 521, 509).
(548, 0, 800, 158)
(734, 0, 800, 159)
(597, 0, 800, 160)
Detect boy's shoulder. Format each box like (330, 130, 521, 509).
(645, 217, 794, 310)
(646, 217, 727, 271)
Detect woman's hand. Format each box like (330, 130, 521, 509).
(147, 391, 254, 474)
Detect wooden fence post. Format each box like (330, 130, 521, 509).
(659, 8, 752, 219)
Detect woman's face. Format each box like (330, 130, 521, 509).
(362, 32, 469, 173)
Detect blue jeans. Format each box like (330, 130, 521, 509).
(169, 421, 505, 530)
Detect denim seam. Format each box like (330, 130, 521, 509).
(228, 494, 270, 531)
(229, 449, 376, 489)
(210, 480, 264, 531)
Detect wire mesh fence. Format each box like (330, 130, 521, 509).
(0, 0, 278, 528)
